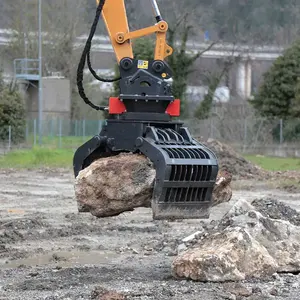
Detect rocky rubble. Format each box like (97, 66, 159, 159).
(75, 153, 233, 218)
(172, 198, 300, 282)
(91, 286, 126, 300)
(199, 138, 268, 180)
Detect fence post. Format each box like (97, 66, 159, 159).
(82, 120, 86, 141)
(59, 119, 62, 148)
(75, 120, 78, 136)
(25, 121, 29, 142)
(279, 119, 283, 144)
(50, 118, 54, 139)
(243, 119, 247, 153)
(8, 126, 11, 151)
(33, 119, 37, 147)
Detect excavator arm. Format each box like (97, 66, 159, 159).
(73, 0, 219, 220)
(97, 0, 173, 63)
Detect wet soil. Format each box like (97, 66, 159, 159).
(1, 168, 300, 299)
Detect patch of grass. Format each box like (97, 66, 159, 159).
(2, 147, 300, 172)
(0, 147, 74, 169)
(244, 155, 300, 171)
(26, 135, 93, 149)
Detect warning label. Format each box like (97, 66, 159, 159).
(137, 60, 149, 69)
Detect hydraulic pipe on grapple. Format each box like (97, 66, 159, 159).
(73, 0, 219, 220)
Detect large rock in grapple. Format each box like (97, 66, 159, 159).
(74, 153, 232, 218)
(74, 153, 155, 217)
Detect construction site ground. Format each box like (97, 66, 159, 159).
(1, 168, 300, 300)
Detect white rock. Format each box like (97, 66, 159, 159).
(182, 231, 203, 243)
(177, 243, 188, 254)
(172, 199, 300, 282)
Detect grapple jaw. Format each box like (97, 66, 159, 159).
(138, 126, 218, 219)
(73, 120, 218, 220)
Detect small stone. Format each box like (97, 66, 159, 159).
(144, 246, 153, 252)
(177, 243, 187, 253)
(132, 248, 139, 254)
(272, 273, 280, 280)
(182, 231, 203, 243)
(167, 249, 177, 256)
(230, 284, 252, 297)
(269, 287, 279, 296)
(248, 211, 257, 218)
(252, 286, 262, 294)
(28, 271, 39, 277)
(281, 288, 290, 295)
(181, 287, 191, 294)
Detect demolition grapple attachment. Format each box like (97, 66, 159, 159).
(73, 0, 219, 219)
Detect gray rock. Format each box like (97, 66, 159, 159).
(172, 198, 300, 282)
(177, 243, 188, 254)
(74, 153, 155, 217)
(172, 226, 277, 282)
(74, 153, 233, 218)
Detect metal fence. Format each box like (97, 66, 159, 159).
(1, 116, 300, 157)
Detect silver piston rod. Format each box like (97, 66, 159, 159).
(149, 0, 162, 22)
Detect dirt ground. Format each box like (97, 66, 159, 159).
(1, 168, 300, 300)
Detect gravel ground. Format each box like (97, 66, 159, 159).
(1, 168, 300, 300)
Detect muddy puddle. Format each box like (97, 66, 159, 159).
(1, 250, 119, 269)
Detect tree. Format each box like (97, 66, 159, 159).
(0, 72, 26, 143)
(2, 0, 91, 120)
(249, 39, 300, 119)
(194, 58, 234, 120)
(167, 13, 218, 118)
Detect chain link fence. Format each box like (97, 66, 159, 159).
(1, 116, 300, 157)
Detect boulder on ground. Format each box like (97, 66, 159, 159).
(74, 153, 232, 218)
(172, 198, 300, 282)
(172, 226, 277, 282)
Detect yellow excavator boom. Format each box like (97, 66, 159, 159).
(96, 0, 173, 63)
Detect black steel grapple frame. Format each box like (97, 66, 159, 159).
(73, 57, 219, 219)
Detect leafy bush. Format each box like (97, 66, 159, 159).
(0, 74, 26, 143)
(250, 39, 300, 119)
(249, 40, 300, 141)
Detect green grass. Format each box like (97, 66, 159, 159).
(1, 146, 300, 172)
(26, 135, 93, 149)
(0, 147, 74, 169)
(244, 155, 300, 171)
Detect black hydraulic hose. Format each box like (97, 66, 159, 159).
(76, 0, 120, 111)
